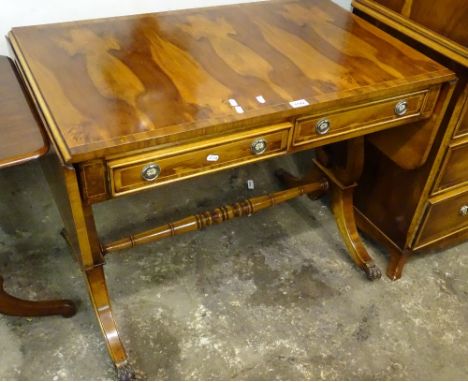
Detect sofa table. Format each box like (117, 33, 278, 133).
(0, 55, 76, 318)
(8, 0, 455, 378)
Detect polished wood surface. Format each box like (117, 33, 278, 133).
(365, 84, 442, 169)
(9, 0, 453, 163)
(109, 122, 292, 196)
(8, 0, 457, 376)
(352, 0, 468, 66)
(103, 179, 328, 253)
(0, 56, 48, 169)
(0, 276, 75, 318)
(453, 91, 468, 138)
(0, 55, 76, 318)
(367, 0, 468, 47)
(433, 139, 468, 193)
(352, 0, 468, 279)
(415, 185, 468, 249)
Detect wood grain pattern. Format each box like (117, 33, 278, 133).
(352, 0, 467, 279)
(432, 139, 468, 194)
(453, 89, 468, 138)
(0, 276, 76, 318)
(293, 89, 429, 148)
(352, 0, 468, 66)
(414, 185, 468, 249)
(368, 0, 468, 47)
(109, 123, 291, 196)
(0, 56, 48, 169)
(103, 179, 328, 253)
(0, 55, 78, 319)
(8, 0, 452, 163)
(366, 84, 442, 169)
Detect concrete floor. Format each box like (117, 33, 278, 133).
(0, 153, 467, 380)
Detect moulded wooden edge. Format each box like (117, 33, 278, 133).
(8, 27, 455, 164)
(0, 56, 49, 169)
(413, 226, 468, 253)
(431, 137, 468, 196)
(7, 36, 67, 164)
(412, 183, 468, 249)
(354, 206, 405, 252)
(352, 0, 468, 67)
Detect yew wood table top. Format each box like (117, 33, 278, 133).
(8, 0, 453, 164)
(0, 56, 48, 169)
(5, 1, 458, 376)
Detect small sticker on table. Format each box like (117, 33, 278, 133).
(247, 179, 255, 190)
(235, 106, 245, 114)
(228, 98, 238, 107)
(256, 95, 266, 104)
(206, 154, 219, 162)
(289, 99, 310, 108)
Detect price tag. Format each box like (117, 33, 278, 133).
(228, 98, 238, 107)
(206, 154, 219, 162)
(289, 99, 310, 108)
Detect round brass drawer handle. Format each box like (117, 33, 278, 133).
(394, 100, 408, 116)
(251, 138, 268, 155)
(316, 119, 330, 135)
(460, 205, 468, 217)
(141, 163, 161, 182)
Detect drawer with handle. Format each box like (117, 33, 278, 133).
(414, 186, 468, 249)
(432, 139, 468, 194)
(293, 89, 436, 147)
(108, 123, 292, 196)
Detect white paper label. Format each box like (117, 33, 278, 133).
(289, 99, 310, 108)
(228, 98, 238, 107)
(206, 154, 219, 162)
(256, 95, 266, 104)
(247, 179, 255, 190)
(235, 106, 245, 114)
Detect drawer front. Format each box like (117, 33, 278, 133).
(453, 94, 468, 138)
(415, 187, 468, 248)
(293, 90, 431, 146)
(433, 140, 468, 193)
(109, 123, 292, 196)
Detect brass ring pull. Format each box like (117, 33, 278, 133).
(460, 205, 468, 217)
(316, 119, 330, 135)
(141, 163, 161, 182)
(251, 138, 268, 155)
(394, 100, 408, 116)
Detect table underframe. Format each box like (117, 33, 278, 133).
(42, 136, 381, 380)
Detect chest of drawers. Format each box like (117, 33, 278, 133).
(352, 0, 468, 279)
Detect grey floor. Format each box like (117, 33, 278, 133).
(0, 153, 467, 380)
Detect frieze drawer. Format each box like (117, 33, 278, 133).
(108, 123, 292, 196)
(293, 89, 435, 147)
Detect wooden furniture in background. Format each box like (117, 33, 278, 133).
(8, 0, 455, 377)
(352, 0, 468, 279)
(0, 55, 76, 318)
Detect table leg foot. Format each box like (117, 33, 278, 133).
(364, 262, 382, 280)
(116, 362, 136, 381)
(0, 275, 76, 317)
(387, 250, 410, 281)
(331, 185, 382, 281)
(85, 265, 129, 372)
